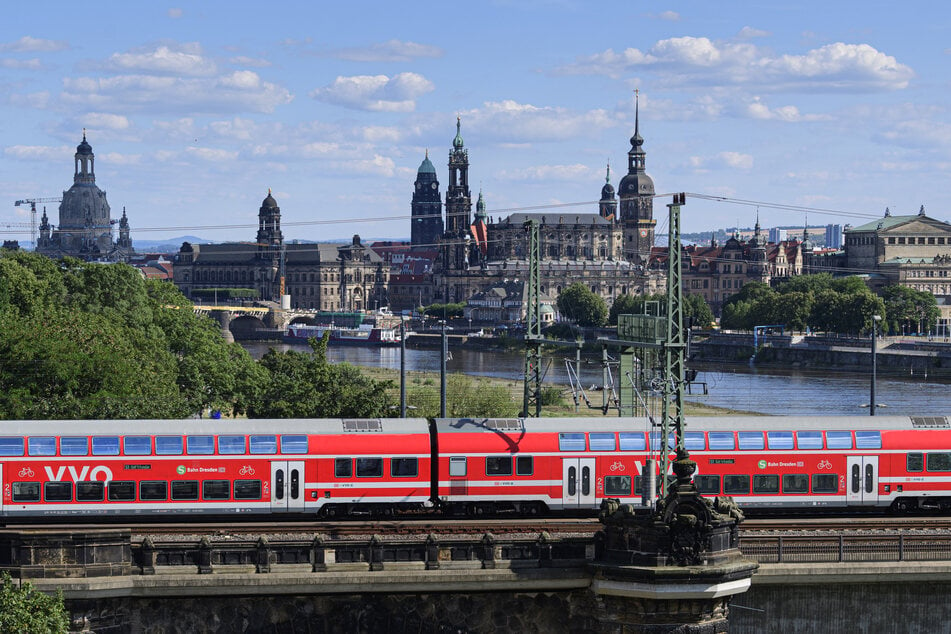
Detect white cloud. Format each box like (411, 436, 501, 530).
(208, 117, 259, 141)
(168, 8, 183, 18)
(0, 36, 68, 53)
(4, 145, 71, 161)
(81, 112, 132, 131)
(330, 39, 443, 62)
(310, 72, 434, 112)
(745, 97, 828, 122)
(689, 152, 754, 170)
(100, 152, 141, 166)
(657, 11, 680, 21)
(464, 100, 616, 143)
(229, 56, 272, 68)
(107, 44, 217, 76)
(336, 155, 398, 177)
(496, 163, 593, 181)
(186, 146, 239, 162)
(737, 26, 770, 39)
(61, 71, 292, 114)
(559, 38, 913, 92)
(0, 58, 42, 69)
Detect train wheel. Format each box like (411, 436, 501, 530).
(890, 499, 914, 514)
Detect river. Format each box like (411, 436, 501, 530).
(241, 342, 951, 417)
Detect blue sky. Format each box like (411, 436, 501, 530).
(2, 1, 949, 244)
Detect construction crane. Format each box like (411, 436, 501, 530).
(14, 197, 61, 248)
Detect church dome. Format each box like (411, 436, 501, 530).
(452, 117, 464, 149)
(601, 182, 615, 199)
(76, 133, 93, 155)
(418, 151, 436, 175)
(262, 190, 278, 208)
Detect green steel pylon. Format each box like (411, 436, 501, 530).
(523, 219, 542, 417)
(660, 193, 687, 497)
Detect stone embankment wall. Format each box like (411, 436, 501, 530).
(691, 332, 951, 378)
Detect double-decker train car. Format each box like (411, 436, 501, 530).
(1, 415, 949, 520)
(0, 418, 433, 519)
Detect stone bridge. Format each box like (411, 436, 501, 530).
(193, 305, 321, 342)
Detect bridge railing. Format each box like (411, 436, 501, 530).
(740, 533, 951, 564)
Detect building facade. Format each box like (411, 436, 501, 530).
(36, 132, 133, 261)
(173, 192, 387, 311)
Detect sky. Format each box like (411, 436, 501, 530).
(2, 1, 950, 245)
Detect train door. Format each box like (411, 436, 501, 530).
(270, 461, 305, 512)
(562, 458, 596, 508)
(847, 456, 879, 506)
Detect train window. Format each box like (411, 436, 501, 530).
(589, 433, 616, 451)
(356, 457, 383, 478)
(171, 481, 199, 501)
(334, 458, 353, 478)
(155, 436, 183, 455)
(0, 437, 24, 456)
(516, 456, 533, 476)
(218, 436, 246, 455)
(12, 482, 40, 502)
(927, 453, 951, 472)
(391, 458, 419, 478)
(855, 431, 882, 450)
(812, 474, 838, 493)
(92, 436, 120, 456)
(782, 474, 809, 493)
(907, 453, 924, 472)
(186, 436, 214, 455)
(486, 457, 513, 476)
(708, 432, 735, 451)
(753, 475, 780, 494)
(633, 476, 643, 496)
(449, 456, 467, 477)
(203, 480, 231, 500)
(280, 435, 308, 454)
(141, 481, 168, 501)
(234, 480, 262, 500)
(826, 431, 853, 450)
(108, 481, 136, 502)
(684, 432, 705, 451)
(723, 475, 750, 495)
(649, 433, 676, 451)
(250, 435, 278, 454)
(738, 432, 765, 450)
(76, 482, 104, 502)
(796, 431, 823, 450)
(767, 432, 794, 450)
(604, 475, 631, 496)
(619, 433, 646, 451)
(124, 436, 152, 455)
(567, 467, 577, 496)
(696, 475, 720, 495)
(558, 433, 586, 452)
(60, 437, 88, 456)
(28, 437, 56, 456)
(44, 481, 72, 502)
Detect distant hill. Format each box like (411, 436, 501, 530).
(133, 236, 212, 254)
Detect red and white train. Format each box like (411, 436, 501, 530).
(1, 415, 949, 520)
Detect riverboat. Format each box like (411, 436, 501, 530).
(283, 324, 401, 346)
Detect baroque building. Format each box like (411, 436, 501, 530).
(36, 132, 133, 261)
(173, 191, 387, 311)
(429, 102, 663, 314)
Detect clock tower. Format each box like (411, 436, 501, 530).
(617, 93, 656, 264)
(444, 117, 473, 270)
(411, 150, 443, 248)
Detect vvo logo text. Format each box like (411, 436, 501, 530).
(44, 465, 114, 482)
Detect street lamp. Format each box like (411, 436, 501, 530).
(870, 314, 882, 417)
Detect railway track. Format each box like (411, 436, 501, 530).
(10, 515, 951, 538)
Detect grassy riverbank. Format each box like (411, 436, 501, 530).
(358, 365, 757, 418)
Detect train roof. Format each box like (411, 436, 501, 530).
(2, 418, 432, 436)
(434, 416, 949, 434)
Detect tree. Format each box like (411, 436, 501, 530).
(0, 572, 69, 634)
(881, 285, 940, 335)
(683, 293, 714, 328)
(248, 335, 393, 418)
(557, 283, 608, 327)
(608, 293, 665, 326)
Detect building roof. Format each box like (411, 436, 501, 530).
(498, 212, 613, 226)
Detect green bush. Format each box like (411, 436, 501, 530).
(0, 572, 69, 634)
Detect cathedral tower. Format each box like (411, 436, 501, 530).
(411, 150, 443, 247)
(617, 94, 656, 264)
(599, 162, 617, 220)
(445, 117, 473, 270)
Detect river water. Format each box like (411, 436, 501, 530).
(242, 343, 951, 417)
